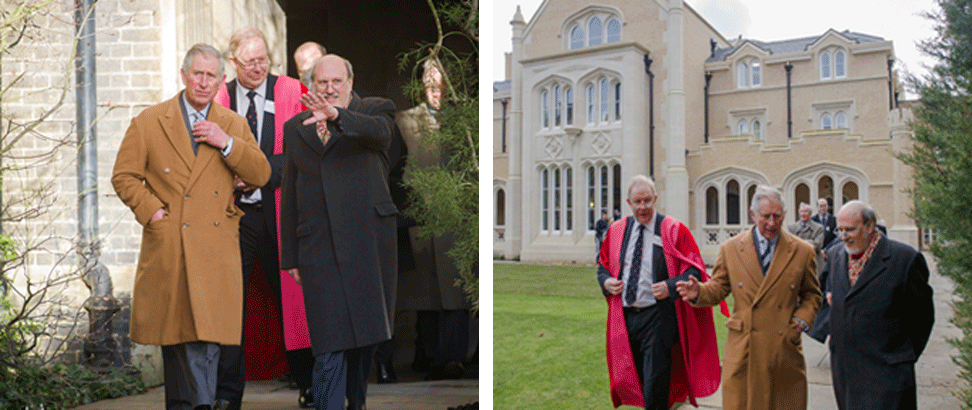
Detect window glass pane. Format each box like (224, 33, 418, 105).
(566, 168, 573, 230)
(607, 18, 621, 43)
(541, 169, 549, 231)
(737, 62, 748, 88)
(751, 62, 761, 86)
(600, 166, 608, 217)
(821, 52, 831, 78)
(554, 84, 562, 127)
(588, 166, 595, 230)
(706, 187, 719, 225)
(614, 82, 622, 121)
(554, 168, 561, 231)
(835, 50, 846, 77)
(612, 164, 621, 215)
(496, 189, 505, 225)
(541, 90, 549, 128)
(727, 179, 740, 225)
(822, 113, 833, 129)
(565, 87, 574, 125)
(835, 111, 847, 128)
(738, 120, 749, 135)
(587, 85, 596, 124)
(589, 17, 602, 46)
(753, 120, 761, 140)
(600, 78, 609, 122)
(570, 26, 583, 50)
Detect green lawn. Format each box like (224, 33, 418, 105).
(493, 262, 731, 409)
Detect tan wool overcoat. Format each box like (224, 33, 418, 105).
(112, 93, 270, 346)
(693, 228, 822, 410)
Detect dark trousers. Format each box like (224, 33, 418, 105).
(624, 303, 677, 410)
(162, 342, 220, 410)
(312, 350, 348, 410)
(345, 344, 376, 409)
(415, 310, 470, 374)
(216, 203, 283, 405)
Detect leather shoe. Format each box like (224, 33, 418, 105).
(211, 399, 231, 410)
(376, 362, 397, 384)
(298, 387, 315, 408)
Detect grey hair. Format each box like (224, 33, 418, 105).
(182, 44, 224, 78)
(798, 202, 813, 212)
(228, 27, 269, 59)
(627, 175, 656, 198)
(310, 54, 354, 84)
(750, 185, 785, 213)
(841, 200, 877, 226)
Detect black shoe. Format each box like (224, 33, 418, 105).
(211, 399, 230, 410)
(376, 362, 397, 384)
(298, 387, 314, 408)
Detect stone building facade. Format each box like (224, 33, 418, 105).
(493, 0, 917, 263)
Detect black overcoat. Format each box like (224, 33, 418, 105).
(279, 96, 399, 355)
(827, 235, 934, 409)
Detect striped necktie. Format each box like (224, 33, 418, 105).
(625, 224, 646, 305)
(759, 238, 772, 274)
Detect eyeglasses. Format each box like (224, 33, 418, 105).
(236, 57, 269, 70)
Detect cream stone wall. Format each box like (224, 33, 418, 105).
(496, 1, 918, 264)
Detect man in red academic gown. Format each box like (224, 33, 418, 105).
(212, 27, 313, 409)
(597, 175, 722, 409)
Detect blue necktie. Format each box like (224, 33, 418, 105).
(759, 238, 772, 274)
(625, 224, 646, 305)
(245, 90, 258, 140)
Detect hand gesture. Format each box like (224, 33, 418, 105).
(192, 120, 231, 150)
(301, 91, 339, 125)
(651, 282, 669, 300)
(603, 277, 623, 295)
(675, 275, 701, 301)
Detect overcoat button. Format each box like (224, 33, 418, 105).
(778, 331, 783, 335)
(214, 191, 218, 196)
(214, 221, 220, 226)
(164, 168, 170, 173)
(182, 223, 188, 228)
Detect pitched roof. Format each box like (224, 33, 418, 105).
(706, 30, 886, 63)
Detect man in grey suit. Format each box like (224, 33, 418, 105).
(279, 54, 398, 410)
(788, 202, 829, 342)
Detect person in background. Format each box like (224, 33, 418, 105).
(213, 27, 314, 409)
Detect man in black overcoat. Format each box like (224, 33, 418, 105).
(279, 54, 398, 410)
(827, 200, 934, 409)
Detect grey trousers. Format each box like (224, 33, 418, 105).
(162, 342, 220, 410)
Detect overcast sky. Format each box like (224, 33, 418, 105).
(489, 0, 940, 97)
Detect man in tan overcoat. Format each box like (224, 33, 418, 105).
(112, 43, 270, 410)
(677, 185, 821, 409)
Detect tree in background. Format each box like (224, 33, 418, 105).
(398, 0, 479, 311)
(900, 0, 972, 405)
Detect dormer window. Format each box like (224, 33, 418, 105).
(607, 18, 621, 43)
(570, 25, 583, 50)
(588, 17, 602, 46)
(820, 48, 846, 80)
(737, 58, 762, 89)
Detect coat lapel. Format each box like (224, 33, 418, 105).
(184, 104, 230, 193)
(846, 235, 890, 299)
(754, 232, 797, 303)
(615, 216, 636, 276)
(158, 97, 195, 171)
(296, 111, 325, 157)
(736, 228, 765, 293)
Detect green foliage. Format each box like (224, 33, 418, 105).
(399, 0, 479, 311)
(900, 0, 972, 405)
(0, 363, 145, 409)
(494, 263, 729, 409)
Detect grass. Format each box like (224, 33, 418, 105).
(493, 262, 731, 409)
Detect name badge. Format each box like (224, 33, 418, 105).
(264, 101, 275, 115)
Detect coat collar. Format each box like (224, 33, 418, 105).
(845, 233, 890, 298)
(738, 226, 801, 305)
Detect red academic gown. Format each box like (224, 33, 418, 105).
(600, 215, 725, 408)
(214, 75, 311, 381)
